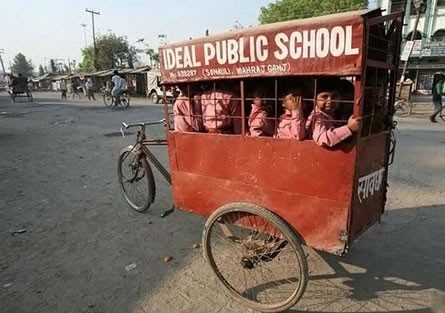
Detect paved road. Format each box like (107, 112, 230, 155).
(0, 92, 444, 313)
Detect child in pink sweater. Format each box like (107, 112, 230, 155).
(306, 90, 361, 147)
(248, 91, 275, 137)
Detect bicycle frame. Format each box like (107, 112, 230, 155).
(121, 119, 171, 185)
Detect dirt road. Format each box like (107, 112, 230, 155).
(0, 93, 444, 313)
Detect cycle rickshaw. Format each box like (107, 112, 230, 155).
(118, 8, 403, 312)
(8, 75, 33, 103)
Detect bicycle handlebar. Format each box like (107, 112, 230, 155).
(120, 119, 166, 138)
(121, 118, 166, 129)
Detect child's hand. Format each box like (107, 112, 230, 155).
(285, 96, 302, 111)
(347, 115, 362, 132)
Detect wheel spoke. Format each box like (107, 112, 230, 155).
(119, 152, 153, 211)
(204, 204, 308, 311)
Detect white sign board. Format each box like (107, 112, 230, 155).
(400, 41, 415, 61)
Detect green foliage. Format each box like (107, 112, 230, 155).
(144, 48, 159, 69)
(38, 65, 45, 76)
(258, 0, 368, 24)
(10, 53, 34, 77)
(79, 33, 138, 72)
(79, 46, 95, 73)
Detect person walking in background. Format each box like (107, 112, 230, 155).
(60, 79, 67, 99)
(71, 80, 82, 99)
(85, 78, 96, 101)
(430, 75, 444, 123)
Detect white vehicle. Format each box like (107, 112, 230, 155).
(146, 71, 177, 103)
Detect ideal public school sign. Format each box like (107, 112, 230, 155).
(160, 15, 365, 83)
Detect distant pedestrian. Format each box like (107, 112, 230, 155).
(60, 79, 67, 99)
(71, 80, 82, 99)
(85, 78, 96, 101)
(430, 76, 444, 123)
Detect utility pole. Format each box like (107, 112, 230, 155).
(399, 0, 426, 86)
(85, 9, 100, 70)
(81, 23, 88, 47)
(0, 49, 6, 78)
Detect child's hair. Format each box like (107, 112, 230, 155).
(316, 77, 342, 94)
(252, 90, 264, 99)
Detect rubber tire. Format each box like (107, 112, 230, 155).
(394, 100, 413, 117)
(27, 91, 33, 102)
(150, 92, 160, 104)
(440, 106, 445, 122)
(118, 147, 156, 212)
(103, 93, 113, 107)
(202, 202, 308, 313)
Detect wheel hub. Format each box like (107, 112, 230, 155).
(240, 257, 255, 269)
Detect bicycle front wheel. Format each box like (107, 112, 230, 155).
(118, 146, 156, 212)
(103, 93, 113, 107)
(394, 100, 413, 117)
(202, 202, 308, 313)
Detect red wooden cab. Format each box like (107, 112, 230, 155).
(160, 9, 403, 255)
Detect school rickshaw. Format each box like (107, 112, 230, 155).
(118, 8, 403, 312)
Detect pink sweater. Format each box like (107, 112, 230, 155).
(306, 108, 352, 147)
(201, 90, 241, 134)
(173, 96, 204, 132)
(276, 109, 306, 140)
(248, 104, 275, 137)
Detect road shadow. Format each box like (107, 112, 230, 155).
(284, 204, 445, 313)
(126, 204, 444, 313)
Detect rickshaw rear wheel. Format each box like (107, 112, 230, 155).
(118, 147, 155, 212)
(202, 202, 308, 313)
(394, 99, 413, 117)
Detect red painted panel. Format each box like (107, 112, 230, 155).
(349, 132, 389, 241)
(160, 13, 365, 82)
(169, 133, 356, 202)
(167, 132, 357, 254)
(171, 172, 349, 254)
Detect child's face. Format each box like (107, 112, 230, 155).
(316, 91, 339, 115)
(253, 96, 263, 107)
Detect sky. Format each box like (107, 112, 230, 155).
(0, 0, 380, 73)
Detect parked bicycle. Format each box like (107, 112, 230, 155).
(394, 80, 414, 117)
(394, 98, 414, 117)
(118, 119, 169, 212)
(102, 88, 130, 108)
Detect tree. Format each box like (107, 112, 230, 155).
(10, 53, 34, 77)
(79, 47, 94, 73)
(79, 33, 138, 72)
(258, 0, 368, 24)
(38, 65, 45, 76)
(152, 52, 160, 69)
(50, 59, 57, 73)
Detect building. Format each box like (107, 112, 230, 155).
(380, 0, 445, 92)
